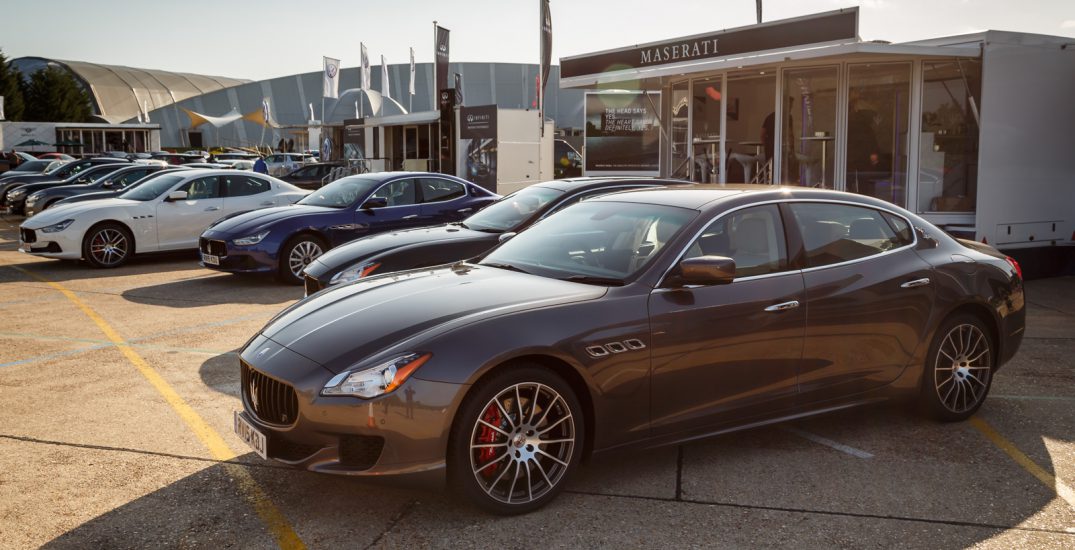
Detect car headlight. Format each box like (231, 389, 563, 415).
(39, 219, 74, 233)
(321, 353, 431, 398)
(328, 261, 381, 285)
(233, 230, 270, 246)
(8, 189, 27, 200)
(25, 192, 43, 206)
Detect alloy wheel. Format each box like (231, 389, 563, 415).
(288, 240, 323, 278)
(89, 228, 129, 267)
(933, 323, 992, 414)
(468, 382, 576, 505)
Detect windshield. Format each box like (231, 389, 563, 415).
(16, 160, 52, 172)
(119, 174, 187, 201)
(481, 201, 696, 283)
(297, 176, 380, 208)
(464, 186, 564, 232)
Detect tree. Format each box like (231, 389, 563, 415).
(22, 65, 92, 122)
(0, 50, 25, 121)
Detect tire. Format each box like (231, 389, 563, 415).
(448, 365, 584, 515)
(82, 222, 134, 268)
(277, 234, 325, 285)
(920, 313, 995, 422)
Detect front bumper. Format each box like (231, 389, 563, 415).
(198, 235, 277, 274)
(18, 226, 80, 260)
(237, 336, 466, 477)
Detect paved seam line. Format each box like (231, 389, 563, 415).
(11, 265, 306, 550)
(675, 446, 684, 501)
(562, 489, 1073, 535)
(970, 416, 1075, 511)
(781, 426, 874, 459)
(364, 500, 418, 550)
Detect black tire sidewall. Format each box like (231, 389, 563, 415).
(448, 365, 585, 515)
(81, 223, 133, 268)
(921, 313, 995, 422)
(277, 235, 325, 285)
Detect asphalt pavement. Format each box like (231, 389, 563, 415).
(1, 214, 1073, 549)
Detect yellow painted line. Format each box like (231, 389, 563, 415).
(11, 266, 305, 549)
(970, 416, 1075, 511)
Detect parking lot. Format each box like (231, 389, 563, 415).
(1, 213, 1073, 549)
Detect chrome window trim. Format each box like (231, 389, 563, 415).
(655, 198, 918, 288)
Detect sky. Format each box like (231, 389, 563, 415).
(3, 0, 1074, 82)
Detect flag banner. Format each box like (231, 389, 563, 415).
(435, 25, 450, 94)
(454, 73, 464, 106)
(309, 103, 315, 121)
(409, 47, 416, 96)
(355, 100, 360, 119)
(143, 99, 150, 123)
(262, 98, 271, 124)
(0, 96, 5, 121)
(540, 0, 552, 94)
(323, 56, 341, 99)
(381, 55, 390, 98)
(360, 43, 371, 91)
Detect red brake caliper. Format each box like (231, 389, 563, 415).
(477, 403, 503, 479)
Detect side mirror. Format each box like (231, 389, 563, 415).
(102, 182, 114, 188)
(361, 197, 388, 210)
(675, 256, 736, 286)
(166, 190, 188, 202)
(77, 177, 89, 184)
(498, 232, 517, 243)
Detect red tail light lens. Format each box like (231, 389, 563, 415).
(1005, 256, 1023, 280)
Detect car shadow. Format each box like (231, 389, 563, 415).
(200, 351, 242, 397)
(122, 272, 301, 308)
(2, 251, 206, 285)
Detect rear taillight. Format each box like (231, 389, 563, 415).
(1005, 256, 1022, 280)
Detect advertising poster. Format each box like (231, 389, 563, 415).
(458, 105, 498, 192)
(584, 92, 661, 175)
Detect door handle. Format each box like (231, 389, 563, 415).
(259, 201, 274, 206)
(402, 214, 418, 219)
(457, 207, 473, 213)
(764, 300, 800, 312)
(900, 278, 931, 289)
(204, 206, 220, 211)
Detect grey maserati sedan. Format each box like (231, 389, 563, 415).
(234, 185, 1025, 514)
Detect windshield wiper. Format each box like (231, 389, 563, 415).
(481, 262, 530, 274)
(562, 275, 625, 286)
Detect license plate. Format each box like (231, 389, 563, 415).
(234, 411, 268, 459)
(202, 253, 220, 266)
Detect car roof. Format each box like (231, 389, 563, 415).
(590, 184, 913, 211)
(535, 176, 688, 193)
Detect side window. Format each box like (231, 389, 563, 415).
(882, 212, 914, 245)
(291, 166, 314, 177)
(224, 175, 270, 197)
(371, 179, 418, 206)
(788, 203, 903, 268)
(114, 170, 147, 187)
(683, 204, 788, 277)
(420, 178, 466, 203)
(178, 176, 221, 199)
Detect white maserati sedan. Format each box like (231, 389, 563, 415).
(18, 170, 308, 268)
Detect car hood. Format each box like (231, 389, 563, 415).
(260, 265, 605, 373)
(24, 198, 140, 228)
(313, 224, 495, 271)
(207, 204, 340, 235)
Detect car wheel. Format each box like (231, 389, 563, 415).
(82, 223, 133, 268)
(278, 235, 325, 285)
(921, 313, 995, 422)
(448, 366, 584, 515)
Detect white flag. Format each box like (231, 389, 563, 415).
(143, 99, 149, 123)
(409, 47, 416, 96)
(262, 98, 271, 124)
(135, 108, 142, 124)
(360, 43, 370, 91)
(381, 55, 390, 98)
(309, 103, 315, 121)
(354, 100, 360, 119)
(0, 96, 5, 121)
(323, 56, 340, 99)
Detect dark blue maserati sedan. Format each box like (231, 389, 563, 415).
(199, 172, 499, 283)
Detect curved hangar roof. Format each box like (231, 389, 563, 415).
(11, 57, 249, 124)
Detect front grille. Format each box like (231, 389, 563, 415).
(241, 361, 298, 426)
(20, 227, 36, 243)
(199, 237, 227, 256)
(339, 435, 385, 470)
(304, 275, 322, 296)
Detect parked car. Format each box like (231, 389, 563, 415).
(214, 152, 261, 162)
(36, 153, 77, 161)
(3, 162, 131, 216)
(24, 163, 174, 217)
(215, 159, 255, 171)
(50, 167, 191, 208)
(278, 161, 347, 190)
(0, 157, 129, 202)
(264, 153, 316, 176)
(232, 185, 1025, 514)
(198, 172, 499, 284)
(1, 151, 38, 172)
(18, 170, 308, 268)
(0, 159, 65, 180)
(304, 177, 687, 294)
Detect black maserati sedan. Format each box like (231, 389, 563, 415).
(302, 177, 687, 295)
(23, 163, 173, 217)
(234, 185, 1024, 514)
(2, 162, 131, 216)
